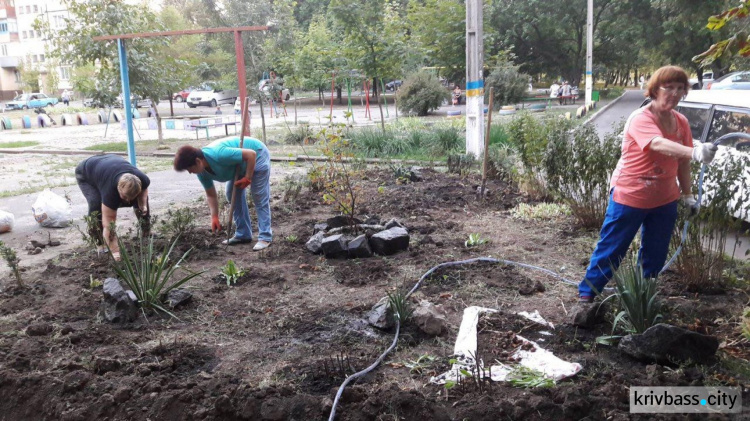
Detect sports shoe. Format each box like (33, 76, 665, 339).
(222, 237, 253, 246)
(253, 241, 270, 251)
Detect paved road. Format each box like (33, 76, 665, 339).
(590, 89, 647, 138)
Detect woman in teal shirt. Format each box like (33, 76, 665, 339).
(174, 138, 272, 250)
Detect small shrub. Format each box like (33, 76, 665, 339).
(283, 123, 317, 145)
(281, 174, 305, 203)
(430, 125, 464, 156)
(447, 153, 476, 176)
(484, 142, 520, 183)
(506, 112, 548, 199)
(285, 234, 299, 243)
(388, 163, 412, 184)
(387, 289, 414, 323)
(743, 308, 750, 340)
(221, 259, 245, 286)
(77, 212, 103, 249)
(111, 235, 204, 318)
(0, 241, 23, 288)
(306, 164, 326, 192)
(348, 127, 396, 157)
(320, 125, 362, 227)
(397, 72, 450, 116)
(485, 63, 530, 107)
(157, 208, 196, 240)
(544, 122, 621, 229)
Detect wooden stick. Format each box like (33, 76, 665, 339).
(480, 87, 494, 199)
(226, 97, 251, 238)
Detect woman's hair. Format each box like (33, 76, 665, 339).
(174, 145, 204, 171)
(117, 174, 142, 201)
(646, 65, 689, 98)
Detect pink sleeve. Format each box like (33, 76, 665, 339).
(627, 113, 662, 151)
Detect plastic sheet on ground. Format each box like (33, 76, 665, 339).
(0, 209, 14, 233)
(430, 306, 582, 385)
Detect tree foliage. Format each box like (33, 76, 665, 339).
(693, 0, 750, 68)
(396, 71, 449, 116)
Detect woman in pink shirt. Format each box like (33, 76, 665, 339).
(577, 66, 718, 306)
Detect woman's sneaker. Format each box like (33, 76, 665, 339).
(253, 241, 270, 251)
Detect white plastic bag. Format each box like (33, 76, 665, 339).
(0, 209, 14, 233)
(32, 189, 72, 228)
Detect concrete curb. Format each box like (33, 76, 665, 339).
(0, 148, 440, 166)
(584, 92, 627, 125)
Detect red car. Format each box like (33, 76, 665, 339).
(172, 87, 195, 103)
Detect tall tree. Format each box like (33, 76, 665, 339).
(693, 0, 750, 69)
(407, 0, 466, 84)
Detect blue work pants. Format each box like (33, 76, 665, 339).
(224, 168, 273, 242)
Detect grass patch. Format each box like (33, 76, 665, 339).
(511, 202, 571, 221)
(0, 182, 76, 198)
(0, 141, 40, 148)
(84, 142, 127, 152)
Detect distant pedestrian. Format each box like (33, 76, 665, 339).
(639, 75, 646, 90)
(62, 90, 71, 106)
(215, 107, 222, 115)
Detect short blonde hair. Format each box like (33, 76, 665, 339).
(117, 173, 142, 201)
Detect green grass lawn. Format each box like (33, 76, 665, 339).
(0, 141, 40, 148)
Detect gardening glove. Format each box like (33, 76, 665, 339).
(211, 215, 222, 233)
(691, 143, 718, 164)
(681, 194, 700, 216)
(234, 176, 252, 190)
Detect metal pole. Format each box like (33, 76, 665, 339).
(234, 30, 249, 137)
(117, 39, 136, 166)
(585, 0, 593, 108)
(465, 0, 484, 157)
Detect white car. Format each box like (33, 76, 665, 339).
(688, 71, 714, 90)
(677, 90, 750, 221)
(187, 83, 239, 108)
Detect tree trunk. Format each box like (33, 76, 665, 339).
(169, 96, 174, 117)
(337, 86, 342, 105)
(259, 94, 267, 144)
(150, 98, 163, 146)
(372, 77, 378, 99)
(377, 99, 385, 133)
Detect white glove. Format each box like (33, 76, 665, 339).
(691, 143, 718, 164)
(681, 194, 700, 216)
(111, 251, 121, 261)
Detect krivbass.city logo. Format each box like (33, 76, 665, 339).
(630, 387, 741, 413)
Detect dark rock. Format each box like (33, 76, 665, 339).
(321, 234, 349, 259)
(409, 167, 423, 182)
(29, 247, 43, 255)
(26, 323, 53, 336)
(369, 227, 410, 256)
(569, 301, 608, 329)
(165, 288, 193, 309)
(618, 323, 719, 364)
(114, 386, 132, 403)
(305, 232, 325, 254)
(367, 298, 395, 330)
(214, 394, 233, 414)
(313, 223, 328, 234)
(327, 224, 385, 236)
(49, 240, 61, 247)
(325, 215, 362, 230)
(383, 218, 405, 230)
(94, 357, 122, 375)
(413, 300, 448, 336)
(30, 240, 47, 248)
(364, 215, 380, 225)
(101, 278, 138, 323)
(518, 281, 546, 296)
(347, 234, 372, 258)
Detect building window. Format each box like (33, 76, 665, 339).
(32, 54, 37, 63)
(54, 15, 65, 28)
(25, 5, 29, 13)
(60, 66, 70, 80)
(21, 30, 26, 38)
(14, 70, 20, 82)
(0, 23, 8, 33)
(33, 5, 37, 12)
(18, 6, 23, 14)
(39, 54, 44, 62)
(1, 44, 7, 56)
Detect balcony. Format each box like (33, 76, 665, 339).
(0, 5, 16, 20)
(0, 56, 19, 68)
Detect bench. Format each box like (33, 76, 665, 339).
(194, 121, 238, 140)
(557, 95, 578, 105)
(519, 97, 552, 109)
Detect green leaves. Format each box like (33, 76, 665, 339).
(606, 257, 662, 335)
(221, 259, 245, 286)
(111, 235, 204, 319)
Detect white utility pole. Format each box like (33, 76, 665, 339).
(585, 0, 593, 107)
(465, 0, 484, 157)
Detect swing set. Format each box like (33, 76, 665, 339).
(326, 70, 393, 123)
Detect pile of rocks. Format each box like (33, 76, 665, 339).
(100, 278, 193, 323)
(305, 216, 410, 259)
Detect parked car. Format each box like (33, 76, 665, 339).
(385, 80, 402, 92)
(257, 79, 290, 101)
(704, 70, 750, 91)
(172, 87, 195, 103)
(4, 93, 58, 110)
(688, 71, 714, 90)
(677, 90, 750, 221)
(116, 94, 152, 109)
(187, 83, 239, 108)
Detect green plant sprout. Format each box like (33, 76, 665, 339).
(507, 366, 555, 389)
(465, 233, 488, 248)
(386, 290, 413, 323)
(284, 235, 298, 243)
(0, 241, 23, 288)
(221, 259, 246, 286)
(403, 354, 438, 374)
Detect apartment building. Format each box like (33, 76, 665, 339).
(0, 0, 71, 100)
